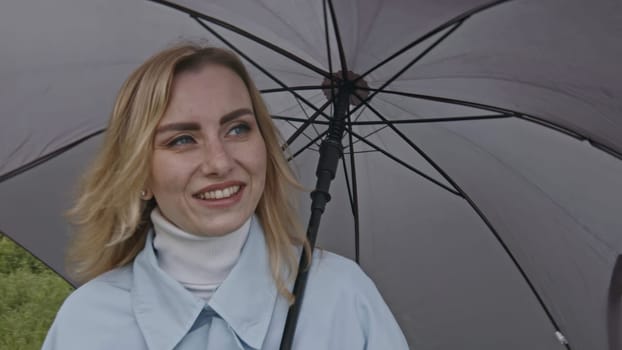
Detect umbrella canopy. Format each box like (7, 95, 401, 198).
(1, 0, 621, 349)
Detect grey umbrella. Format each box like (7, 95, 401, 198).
(1, 0, 621, 349)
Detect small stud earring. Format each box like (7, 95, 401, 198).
(140, 189, 150, 199)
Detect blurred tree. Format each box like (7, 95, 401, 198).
(0, 233, 73, 350)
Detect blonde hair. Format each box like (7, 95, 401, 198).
(67, 44, 309, 302)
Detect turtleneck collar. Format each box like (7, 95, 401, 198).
(150, 208, 251, 301)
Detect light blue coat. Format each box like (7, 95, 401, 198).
(42, 217, 409, 349)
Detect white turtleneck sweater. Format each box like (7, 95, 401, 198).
(151, 208, 251, 301)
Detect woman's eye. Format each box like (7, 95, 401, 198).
(227, 123, 251, 136)
(167, 135, 196, 147)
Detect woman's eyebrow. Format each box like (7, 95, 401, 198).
(156, 108, 253, 134)
(156, 122, 200, 134)
(221, 108, 253, 125)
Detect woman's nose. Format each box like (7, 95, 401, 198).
(200, 139, 234, 176)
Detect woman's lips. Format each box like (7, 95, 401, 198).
(192, 182, 245, 208)
(194, 184, 241, 200)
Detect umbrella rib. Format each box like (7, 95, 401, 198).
(362, 87, 622, 160)
(288, 130, 329, 161)
(362, 87, 521, 115)
(324, 0, 333, 77)
(284, 99, 333, 148)
(323, 0, 338, 119)
(349, 114, 512, 125)
(352, 105, 368, 123)
(344, 150, 380, 155)
(270, 115, 510, 128)
(589, 141, 622, 161)
(281, 119, 315, 143)
(292, 95, 322, 139)
(339, 154, 356, 220)
(365, 87, 583, 135)
(352, 91, 572, 346)
(150, 0, 330, 79)
(348, 131, 460, 196)
(326, 0, 348, 74)
(349, 20, 464, 116)
(344, 125, 390, 151)
(272, 116, 330, 125)
(339, 151, 362, 264)
(347, 112, 361, 263)
(261, 85, 328, 94)
(193, 18, 333, 123)
(0, 129, 106, 183)
(353, 0, 513, 83)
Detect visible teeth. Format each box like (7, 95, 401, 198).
(197, 185, 240, 200)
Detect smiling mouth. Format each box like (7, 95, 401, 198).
(193, 185, 241, 200)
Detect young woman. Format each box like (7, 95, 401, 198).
(42, 45, 409, 349)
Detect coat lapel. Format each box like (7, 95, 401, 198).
(208, 216, 282, 349)
(131, 233, 205, 350)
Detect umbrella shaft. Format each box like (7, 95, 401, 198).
(310, 87, 351, 212)
(280, 88, 351, 350)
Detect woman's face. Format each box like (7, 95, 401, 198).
(149, 64, 267, 236)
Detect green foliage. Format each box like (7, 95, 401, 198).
(0, 235, 47, 275)
(0, 233, 74, 350)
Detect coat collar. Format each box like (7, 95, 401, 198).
(131, 216, 279, 350)
(208, 216, 279, 348)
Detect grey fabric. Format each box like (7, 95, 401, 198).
(1, 0, 621, 349)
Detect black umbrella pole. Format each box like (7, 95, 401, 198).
(279, 141, 342, 350)
(280, 91, 349, 350)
